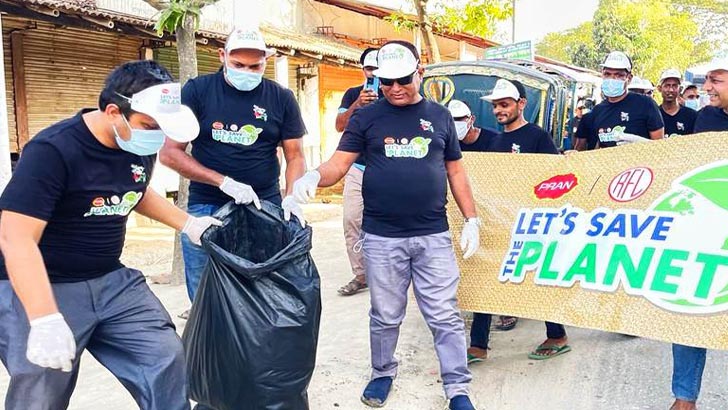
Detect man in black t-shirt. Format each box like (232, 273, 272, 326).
(575, 51, 664, 150)
(460, 79, 567, 363)
(447, 99, 498, 151)
(0, 61, 218, 410)
(671, 60, 728, 410)
(160, 27, 308, 303)
(334, 47, 380, 297)
(292, 41, 479, 410)
(658, 69, 697, 138)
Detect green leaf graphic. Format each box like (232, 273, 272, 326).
(679, 164, 728, 211)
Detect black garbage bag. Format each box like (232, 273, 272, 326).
(183, 201, 321, 410)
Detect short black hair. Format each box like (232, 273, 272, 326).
(98, 60, 174, 115)
(381, 40, 420, 63)
(360, 47, 379, 65)
(510, 79, 527, 99)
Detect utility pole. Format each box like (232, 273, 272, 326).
(511, 0, 516, 43)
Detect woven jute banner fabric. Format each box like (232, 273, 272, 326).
(449, 132, 728, 349)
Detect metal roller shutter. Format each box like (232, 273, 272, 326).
(153, 45, 223, 79)
(21, 21, 142, 143)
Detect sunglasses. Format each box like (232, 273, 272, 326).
(380, 72, 416, 87)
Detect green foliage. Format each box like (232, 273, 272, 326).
(537, 0, 714, 80)
(154, 0, 212, 35)
(385, 0, 513, 38)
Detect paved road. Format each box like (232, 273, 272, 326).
(2, 214, 727, 410)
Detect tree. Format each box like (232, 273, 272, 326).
(537, 0, 713, 81)
(386, 0, 513, 62)
(144, 0, 216, 285)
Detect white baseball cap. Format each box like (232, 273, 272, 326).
(225, 27, 275, 58)
(126, 83, 199, 142)
(481, 79, 522, 102)
(448, 100, 471, 118)
(362, 49, 378, 68)
(659, 68, 682, 84)
(706, 59, 728, 74)
(628, 76, 653, 91)
(373, 42, 419, 79)
(600, 51, 632, 71)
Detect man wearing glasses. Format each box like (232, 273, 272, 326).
(574, 51, 664, 150)
(291, 40, 480, 410)
(658, 69, 697, 138)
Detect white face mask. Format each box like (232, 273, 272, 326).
(455, 120, 472, 140)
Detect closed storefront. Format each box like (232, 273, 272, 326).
(4, 17, 141, 150)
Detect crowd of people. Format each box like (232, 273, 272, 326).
(0, 22, 726, 410)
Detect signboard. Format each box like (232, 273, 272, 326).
(451, 133, 728, 349)
(484, 40, 534, 61)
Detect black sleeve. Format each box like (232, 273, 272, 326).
(181, 79, 200, 117)
(686, 109, 698, 134)
(281, 88, 307, 140)
(647, 99, 665, 131)
(337, 109, 366, 154)
(339, 87, 359, 110)
(575, 112, 591, 140)
(0, 141, 67, 221)
(538, 130, 560, 154)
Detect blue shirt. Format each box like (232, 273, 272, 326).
(183, 72, 307, 206)
(337, 98, 462, 238)
(488, 123, 558, 154)
(0, 110, 155, 282)
(694, 106, 728, 132)
(660, 105, 697, 137)
(576, 93, 664, 149)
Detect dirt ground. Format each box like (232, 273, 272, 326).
(2, 204, 728, 410)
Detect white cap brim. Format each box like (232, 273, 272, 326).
(706, 60, 728, 73)
(141, 105, 200, 143)
(373, 66, 416, 79)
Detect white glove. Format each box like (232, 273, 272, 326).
(292, 170, 321, 204)
(617, 133, 649, 146)
(282, 195, 306, 228)
(219, 177, 261, 208)
(460, 217, 481, 260)
(182, 216, 223, 246)
(27, 313, 76, 372)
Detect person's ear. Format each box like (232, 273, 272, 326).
(218, 48, 226, 65)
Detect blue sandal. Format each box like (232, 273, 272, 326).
(450, 395, 476, 410)
(361, 376, 394, 407)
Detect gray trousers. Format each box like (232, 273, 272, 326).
(362, 231, 471, 399)
(343, 166, 365, 279)
(0, 268, 189, 410)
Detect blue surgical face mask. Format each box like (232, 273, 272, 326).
(225, 65, 263, 91)
(684, 99, 700, 111)
(602, 78, 627, 98)
(113, 115, 165, 156)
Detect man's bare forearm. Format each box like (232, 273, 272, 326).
(159, 147, 224, 187)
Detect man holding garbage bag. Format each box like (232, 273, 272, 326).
(159, 26, 308, 303)
(0, 60, 218, 410)
(292, 40, 481, 410)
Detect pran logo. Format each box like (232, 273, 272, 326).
(534, 174, 578, 199)
(609, 167, 654, 202)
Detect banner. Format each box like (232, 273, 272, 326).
(451, 133, 728, 349)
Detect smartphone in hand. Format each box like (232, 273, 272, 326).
(364, 76, 380, 92)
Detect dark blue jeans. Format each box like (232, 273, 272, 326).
(470, 313, 566, 350)
(0, 268, 189, 410)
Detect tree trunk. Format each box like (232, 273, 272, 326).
(170, 14, 199, 286)
(414, 0, 441, 63)
(0, 15, 11, 194)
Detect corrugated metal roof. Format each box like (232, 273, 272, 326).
(2, 0, 363, 63)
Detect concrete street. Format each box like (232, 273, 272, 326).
(2, 207, 727, 410)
